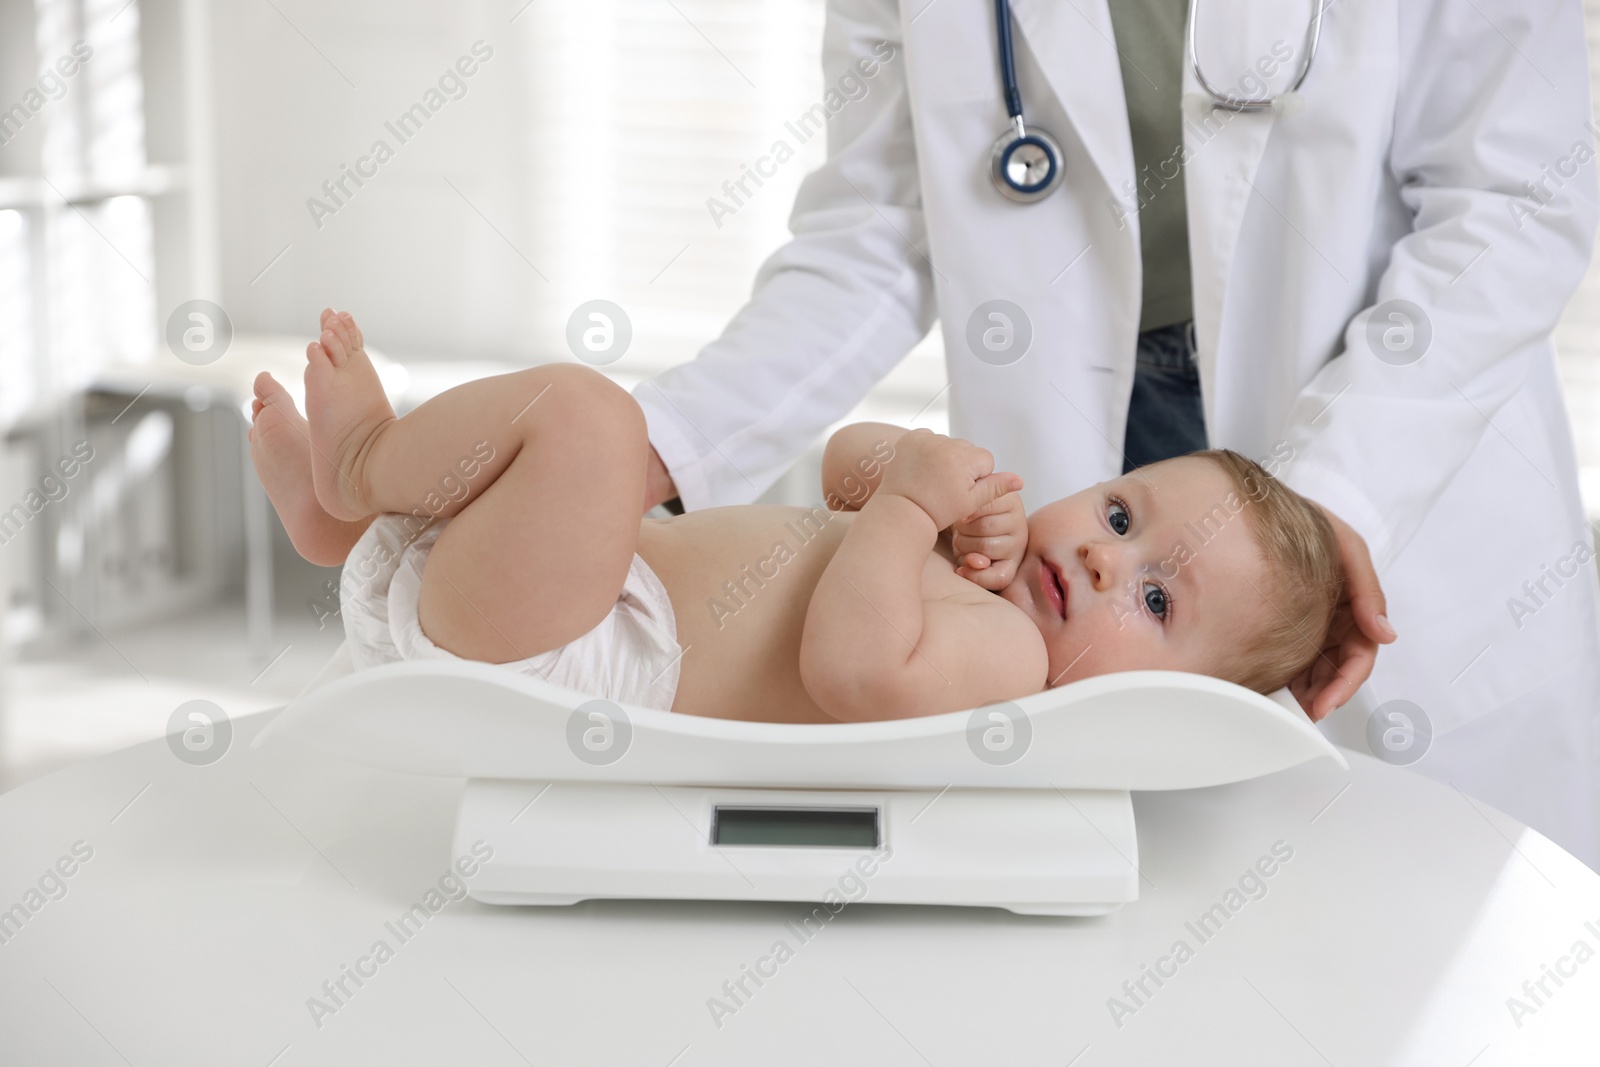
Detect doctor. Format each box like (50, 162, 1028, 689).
(632, 0, 1600, 868)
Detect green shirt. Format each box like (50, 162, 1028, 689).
(1107, 0, 1192, 333)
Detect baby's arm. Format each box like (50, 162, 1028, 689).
(821, 422, 909, 511)
(800, 430, 1048, 721)
(823, 422, 1028, 590)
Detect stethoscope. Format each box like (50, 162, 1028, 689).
(989, 0, 1327, 203)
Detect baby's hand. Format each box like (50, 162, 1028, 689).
(878, 428, 1021, 533)
(951, 490, 1027, 592)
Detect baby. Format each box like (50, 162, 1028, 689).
(250, 309, 1344, 724)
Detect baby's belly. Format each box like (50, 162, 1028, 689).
(635, 504, 855, 723)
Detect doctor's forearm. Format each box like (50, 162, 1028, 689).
(628, 0, 933, 514)
(633, 263, 931, 512)
(1280, 0, 1595, 571)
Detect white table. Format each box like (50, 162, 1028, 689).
(1, 706, 1596, 1065)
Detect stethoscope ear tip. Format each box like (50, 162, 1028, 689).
(1182, 89, 1301, 119)
(1271, 91, 1306, 118)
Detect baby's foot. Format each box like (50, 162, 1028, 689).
(249, 371, 375, 566)
(304, 308, 397, 521)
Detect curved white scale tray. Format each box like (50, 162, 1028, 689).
(254, 641, 1347, 791)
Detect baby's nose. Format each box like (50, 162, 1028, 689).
(1081, 540, 1123, 590)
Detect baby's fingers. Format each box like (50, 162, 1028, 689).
(960, 484, 1022, 523)
(966, 472, 1022, 515)
(982, 557, 1020, 589)
(957, 556, 1012, 591)
(951, 530, 1011, 562)
(955, 506, 1019, 538)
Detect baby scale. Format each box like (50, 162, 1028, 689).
(255, 643, 1346, 916)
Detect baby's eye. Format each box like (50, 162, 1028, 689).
(1142, 580, 1169, 621)
(1107, 497, 1130, 535)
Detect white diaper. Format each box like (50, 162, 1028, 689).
(339, 514, 684, 712)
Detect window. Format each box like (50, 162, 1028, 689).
(515, 0, 949, 433)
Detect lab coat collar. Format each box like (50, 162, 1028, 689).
(1180, 6, 1287, 420)
(1181, 104, 1275, 419)
(1005, 0, 1133, 207)
(1005, 0, 1278, 388)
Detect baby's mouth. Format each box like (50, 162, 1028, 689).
(1040, 559, 1067, 620)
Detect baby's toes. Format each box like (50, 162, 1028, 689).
(320, 326, 348, 365)
(329, 310, 360, 352)
(339, 311, 363, 351)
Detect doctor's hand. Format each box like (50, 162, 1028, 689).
(643, 444, 678, 513)
(1289, 503, 1397, 723)
(951, 490, 1028, 591)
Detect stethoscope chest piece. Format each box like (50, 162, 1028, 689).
(988, 0, 1064, 204)
(989, 119, 1064, 203)
(985, 120, 1062, 204)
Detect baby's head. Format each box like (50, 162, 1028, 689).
(997, 450, 1344, 695)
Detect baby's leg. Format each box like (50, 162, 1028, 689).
(303, 312, 647, 663)
(249, 368, 376, 566)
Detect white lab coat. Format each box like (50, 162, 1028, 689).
(635, 0, 1600, 867)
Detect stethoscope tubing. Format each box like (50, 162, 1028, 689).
(1185, 0, 1325, 113)
(990, 0, 1326, 201)
(995, 0, 1024, 120)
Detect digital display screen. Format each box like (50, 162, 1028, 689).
(711, 806, 880, 848)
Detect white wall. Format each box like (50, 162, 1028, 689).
(213, 1, 552, 364)
(209, 0, 869, 375)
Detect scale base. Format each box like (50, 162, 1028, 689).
(454, 780, 1140, 917)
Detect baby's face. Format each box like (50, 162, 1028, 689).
(997, 456, 1271, 687)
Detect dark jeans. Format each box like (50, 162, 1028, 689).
(1122, 320, 1207, 474)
